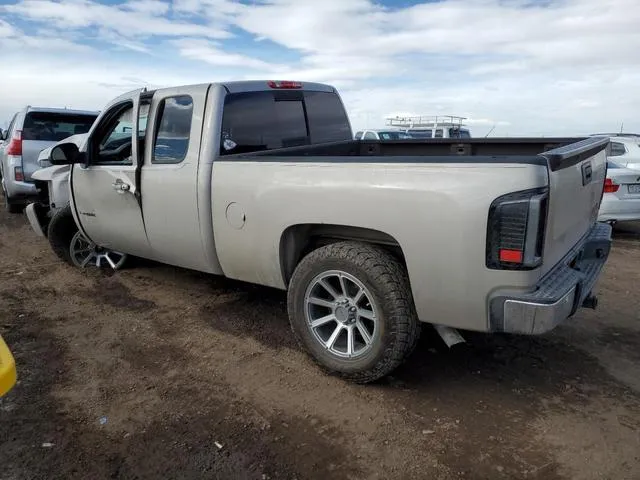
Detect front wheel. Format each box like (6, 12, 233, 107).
(47, 204, 127, 270)
(287, 241, 421, 384)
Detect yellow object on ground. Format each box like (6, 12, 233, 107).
(0, 335, 17, 397)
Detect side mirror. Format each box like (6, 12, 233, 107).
(50, 142, 85, 165)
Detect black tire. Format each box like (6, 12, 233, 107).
(287, 241, 421, 384)
(47, 204, 79, 266)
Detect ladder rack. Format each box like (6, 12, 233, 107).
(385, 115, 467, 129)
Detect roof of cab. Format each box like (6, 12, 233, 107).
(221, 80, 336, 94)
(24, 106, 100, 116)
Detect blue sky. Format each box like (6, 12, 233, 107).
(0, 0, 639, 136)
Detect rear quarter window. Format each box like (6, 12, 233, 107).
(609, 141, 627, 157)
(22, 112, 97, 141)
(220, 90, 351, 155)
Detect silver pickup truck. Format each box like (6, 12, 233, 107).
(25, 80, 612, 383)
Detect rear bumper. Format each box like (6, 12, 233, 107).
(489, 222, 612, 335)
(3, 179, 37, 199)
(598, 196, 640, 222)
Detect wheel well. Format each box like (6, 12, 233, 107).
(279, 224, 406, 286)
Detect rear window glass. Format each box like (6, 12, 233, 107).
(450, 128, 471, 138)
(407, 130, 432, 138)
(377, 131, 411, 140)
(303, 91, 352, 143)
(609, 142, 627, 157)
(220, 90, 351, 155)
(22, 112, 97, 141)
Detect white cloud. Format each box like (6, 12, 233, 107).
(3, 0, 230, 41)
(1, 0, 639, 135)
(172, 38, 285, 70)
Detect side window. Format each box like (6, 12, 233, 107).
(354, 131, 363, 140)
(609, 142, 627, 157)
(363, 131, 377, 140)
(152, 95, 193, 164)
(434, 129, 443, 138)
(93, 103, 148, 166)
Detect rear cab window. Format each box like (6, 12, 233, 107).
(22, 111, 98, 141)
(220, 89, 351, 155)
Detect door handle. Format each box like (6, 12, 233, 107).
(112, 180, 131, 192)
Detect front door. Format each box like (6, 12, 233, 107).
(71, 92, 151, 258)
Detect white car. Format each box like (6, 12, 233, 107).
(354, 129, 412, 140)
(598, 160, 640, 224)
(593, 135, 640, 169)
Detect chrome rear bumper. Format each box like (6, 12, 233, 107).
(489, 222, 612, 335)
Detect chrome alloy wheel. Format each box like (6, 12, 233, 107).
(70, 231, 127, 270)
(304, 270, 378, 358)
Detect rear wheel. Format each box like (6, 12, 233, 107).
(47, 204, 127, 270)
(287, 241, 421, 383)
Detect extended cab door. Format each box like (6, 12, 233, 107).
(71, 91, 151, 258)
(136, 84, 213, 271)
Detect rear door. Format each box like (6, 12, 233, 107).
(541, 137, 609, 271)
(137, 84, 210, 270)
(71, 92, 151, 258)
(21, 111, 97, 181)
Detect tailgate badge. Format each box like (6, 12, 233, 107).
(581, 162, 593, 186)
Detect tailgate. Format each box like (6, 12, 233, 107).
(22, 140, 53, 180)
(541, 137, 609, 273)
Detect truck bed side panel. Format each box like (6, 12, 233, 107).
(211, 160, 549, 332)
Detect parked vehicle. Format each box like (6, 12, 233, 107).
(385, 115, 472, 139)
(0, 335, 16, 397)
(0, 107, 98, 213)
(26, 80, 612, 383)
(354, 129, 412, 140)
(598, 160, 640, 224)
(602, 136, 640, 170)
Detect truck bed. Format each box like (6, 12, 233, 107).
(228, 137, 608, 170)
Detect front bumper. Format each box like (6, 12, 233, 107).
(25, 202, 50, 237)
(489, 222, 612, 335)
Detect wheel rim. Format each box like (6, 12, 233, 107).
(304, 270, 378, 359)
(70, 231, 127, 270)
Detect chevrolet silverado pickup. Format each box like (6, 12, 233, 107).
(25, 80, 612, 383)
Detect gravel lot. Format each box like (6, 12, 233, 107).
(1, 201, 639, 480)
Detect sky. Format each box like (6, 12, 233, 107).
(0, 0, 639, 136)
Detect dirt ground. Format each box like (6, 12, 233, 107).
(0, 203, 639, 480)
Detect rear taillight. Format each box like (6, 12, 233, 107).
(14, 167, 23, 182)
(6, 129, 22, 156)
(267, 80, 302, 89)
(486, 187, 548, 270)
(603, 178, 619, 193)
